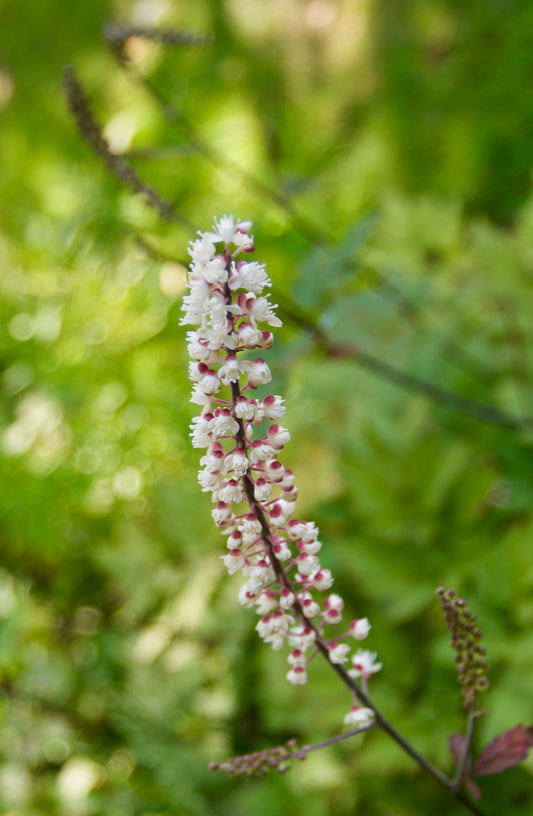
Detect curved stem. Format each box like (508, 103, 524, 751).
(219, 257, 486, 816)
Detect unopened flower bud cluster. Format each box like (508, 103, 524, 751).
(209, 739, 303, 777)
(437, 587, 490, 710)
(182, 215, 381, 720)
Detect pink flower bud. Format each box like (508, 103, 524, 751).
(350, 618, 371, 641)
(257, 331, 274, 349)
(267, 424, 291, 448)
(265, 459, 285, 481)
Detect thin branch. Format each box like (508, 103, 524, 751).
(288, 722, 377, 758)
(62, 65, 195, 231)
(104, 21, 211, 56)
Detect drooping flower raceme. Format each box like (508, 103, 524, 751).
(182, 215, 381, 725)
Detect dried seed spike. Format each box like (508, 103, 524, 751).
(437, 587, 490, 710)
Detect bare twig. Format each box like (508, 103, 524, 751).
(102, 31, 329, 245)
(279, 300, 533, 429)
(104, 21, 211, 57)
(62, 65, 195, 231)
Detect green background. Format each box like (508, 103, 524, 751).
(1, 0, 533, 813)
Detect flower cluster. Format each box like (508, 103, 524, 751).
(182, 215, 381, 723)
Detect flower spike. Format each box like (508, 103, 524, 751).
(183, 216, 381, 722)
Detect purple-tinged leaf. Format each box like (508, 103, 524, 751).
(473, 725, 533, 777)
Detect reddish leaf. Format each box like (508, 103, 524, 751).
(473, 725, 533, 777)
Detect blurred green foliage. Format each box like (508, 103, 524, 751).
(1, 1, 533, 814)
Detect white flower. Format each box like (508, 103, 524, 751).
(184, 217, 379, 727)
(197, 469, 223, 493)
(190, 418, 213, 448)
(241, 515, 262, 538)
(249, 296, 282, 328)
(328, 643, 350, 664)
(265, 459, 285, 481)
(287, 648, 307, 666)
(308, 569, 334, 591)
(225, 449, 248, 476)
(238, 579, 261, 607)
(218, 479, 243, 504)
(256, 610, 292, 640)
(298, 592, 321, 618)
(234, 396, 257, 420)
(286, 666, 308, 685)
(209, 214, 237, 244)
(186, 331, 216, 362)
(232, 260, 271, 293)
(222, 549, 246, 575)
(198, 369, 221, 395)
(245, 359, 272, 388)
(349, 650, 382, 679)
(298, 538, 322, 555)
(272, 539, 292, 561)
(249, 441, 277, 465)
(296, 554, 320, 577)
(262, 395, 286, 420)
(343, 706, 375, 728)
(242, 561, 275, 585)
(254, 477, 272, 502)
(237, 321, 263, 348)
(210, 409, 239, 437)
(202, 257, 228, 284)
(190, 388, 212, 409)
(267, 424, 291, 448)
(287, 520, 319, 541)
(279, 588, 295, 608)
(268, 500, 295, 526)
(218, 354, 243, 385)
(288, 625, 316, 648)
(279, 469, 296, 490)
(188, 235, 216, 264)
(211, 501, 232, 524)
(256, 592, 278, 615)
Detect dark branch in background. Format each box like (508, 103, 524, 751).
(62, 65, 196, 231)
(102, 24, 328, 245)
(279, 300, 533, 430)
(64, 33, 532, 432)
(104, 21, 212, 56)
